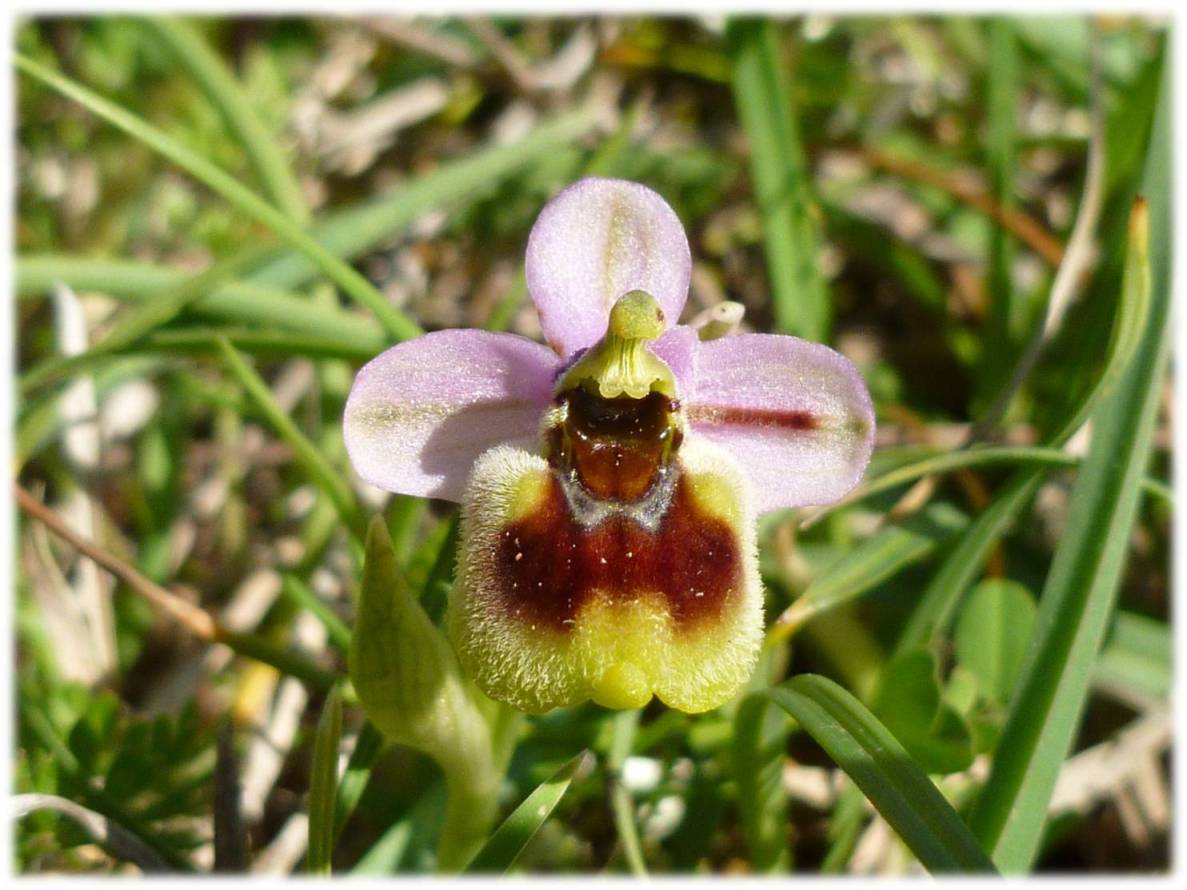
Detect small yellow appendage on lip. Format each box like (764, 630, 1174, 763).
(592, 662, 653, 710)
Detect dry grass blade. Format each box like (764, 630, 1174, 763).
(14, 484, 218, 640)
(13, 794, 173, 873)
(860, 148, 1065, 269)
(363, 16, 480, 69)
(14, 484, 335, 689)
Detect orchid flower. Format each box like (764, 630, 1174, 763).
(345, 177, 875, 715)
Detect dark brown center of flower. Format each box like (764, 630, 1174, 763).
(549, 387, 682, 502)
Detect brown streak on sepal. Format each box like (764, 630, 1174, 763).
(688, 404, 820, 431)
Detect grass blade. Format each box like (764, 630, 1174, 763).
(352, 782, 447, 874)
(607, 710, 648, 876)
(758, 675, 996, 873)
(816, 445, 1170, 519)
(732, 692, 791, 871)
(980, 17, 1022, 405)
(464, 751, 590, 874)
(15, 52, 418, 342)
(1094, 611, 1171, 702)
(16, 256, 385, 348)
(307, 686, 344, 875)
(333, 721, 386, 845)
(215, 337, 365, 540)
(19, 245, 272, 395)
(969, 64, 1169, 870)
(18, 107, 601, 361)
(142, 327, 380, 361)
(279, 575, 351, 653)
(895, 80, 1157, 653)
(727, 18, 829, 340)
(139, 16, 309, 223)
(768, 502, 968, 643)
(895, 470, 1041, 653)
(16, 355, 164, 468)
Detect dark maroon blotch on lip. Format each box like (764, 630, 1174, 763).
(494, 472, 741, 633)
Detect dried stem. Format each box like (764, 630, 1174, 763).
(15, 483, 218, 639)
(859, 147, 1065, 268)
(15, 483, 337, 689)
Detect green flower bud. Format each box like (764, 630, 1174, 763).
(349, 518, 501, 870)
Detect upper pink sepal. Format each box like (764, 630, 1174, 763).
(525, 177, 691, 357)
(344, 329, 560, 502)
(686, 334, 875, 514)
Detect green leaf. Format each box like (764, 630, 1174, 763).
(969, 53, 1170, 872)
(756, 675, 996, 874)
(953, 580, 1037, 706)
(464, 751, 590, 874)
(350, 519, 480, 755)
(307, 686, 343, 875)
(769, 502, 968, 642)
(871, 649, 973, 775)
(942, 665, 980, 716)
(1094, 611, 1171, 701)
(727, 18, 829, 340)
(22, 702, 199, 872)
